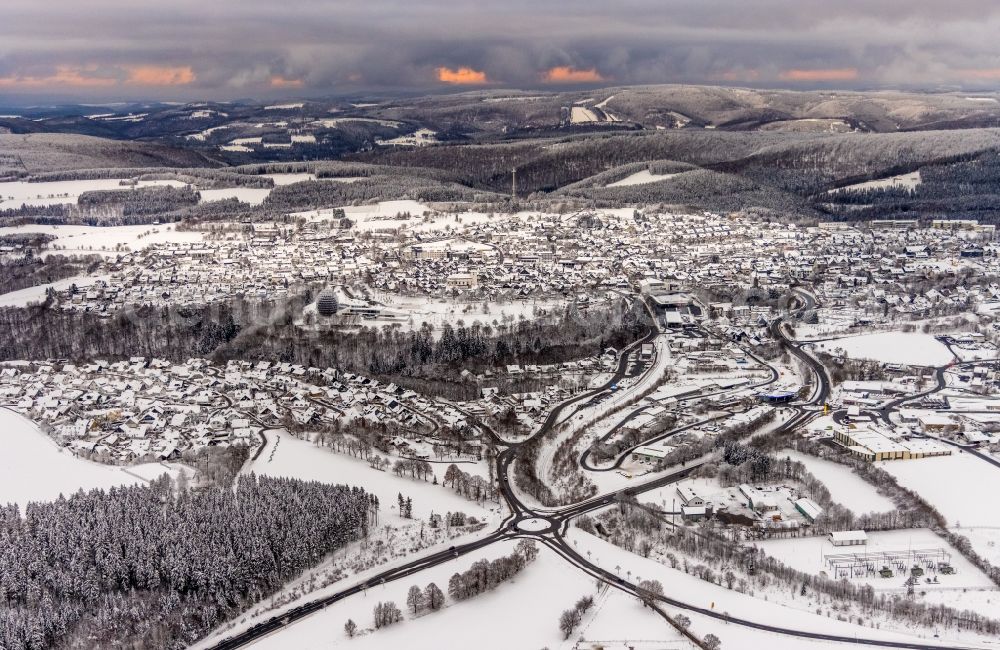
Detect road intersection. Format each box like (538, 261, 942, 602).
(208, 292, 980, 650)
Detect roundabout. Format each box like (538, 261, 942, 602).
(513, 516, 556, 534)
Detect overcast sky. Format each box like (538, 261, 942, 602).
(3, 0, 1000, 101)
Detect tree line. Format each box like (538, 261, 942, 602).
(447, 540, 538, 601)
(443, 463, 500, 505)
(347, 541, 538, 639)
(0, 296, 647, 400)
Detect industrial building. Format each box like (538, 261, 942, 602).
(739, 484, 778, 513)
(830, 530, 868, 547)
(632, 446, 669, 464)
(794, 497, 823, 523)
(833, 426, 952, 462)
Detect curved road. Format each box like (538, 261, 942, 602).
(205, 290, 979, 650)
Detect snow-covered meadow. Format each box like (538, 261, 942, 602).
(204, 541, 676, 650)
(881, 453, 1000, 529)
(0, 223, 205, 257)
(0, 273, 109, 307)
(780, 449, 895, 513)
(810, 332, 954, 366)
(0, 178, 186, 210)
(0, 407, 183, 511)
(607, 170, 679, 187)
(0, 174, 316, 211)
(244, 430, 499, 525)
(829, 171, 922, 194)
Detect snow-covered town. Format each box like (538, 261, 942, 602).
(13, 208, 1000, 330)
(7, 10, 1000, 648)
(6, 191, 1000, 650)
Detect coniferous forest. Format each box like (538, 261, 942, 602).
(0, 474, 373, 650)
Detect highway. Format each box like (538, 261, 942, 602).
(579, 335, 782, 472)
(205, 290, 978, 650)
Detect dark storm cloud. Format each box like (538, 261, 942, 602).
(2, 0, 1000, 99)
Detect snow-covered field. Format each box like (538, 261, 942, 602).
(780, 449, 895, 513)
(881, 453, 1000, 529)
(607, 170, 679, 187)
(954, 527, 1000, 566)
(759, 118, 852, 134)
(293, 200, 511, 235)
(0, 408, 180, 511)
(199, 187, 272, 205)
(263, 173, 317, 185)
(0, 174, 320, 212)
(0, 223, 205, 256)
(879, 452, 1000, 580)
(830, 171, 922, 194)
(791, 320, 857, 341)
(0, 273, 109, 307)
(245, 431, 498, 524)
(364, 293, 565, 334)
(810, 332, 954, 366)
(0, 178, 186, 210)
(228, 541, 676, 650)
(754, 528, 995, 592)
(570, 106, 600, 123)
(294, 199, 429, 222)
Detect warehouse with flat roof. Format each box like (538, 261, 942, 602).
(833, 426, 952, 462)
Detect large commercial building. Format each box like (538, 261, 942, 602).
(833, 426, 952, 462)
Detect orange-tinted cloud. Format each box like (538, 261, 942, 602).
(124, 65, 195, 86)
(955, 68, 1000, 80)
(0, 65, 116, 89)
(270, 75, 304, 88)
(436, 66, 488, 84)
(543, 66, 605, 83)
(779, 68, 858, 82)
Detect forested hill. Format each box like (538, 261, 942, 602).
(0, 133, 220, 178)
(0, 474, 373, 650)
(354, 128, 1000, 196)
(6, 87, 1000, 222)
